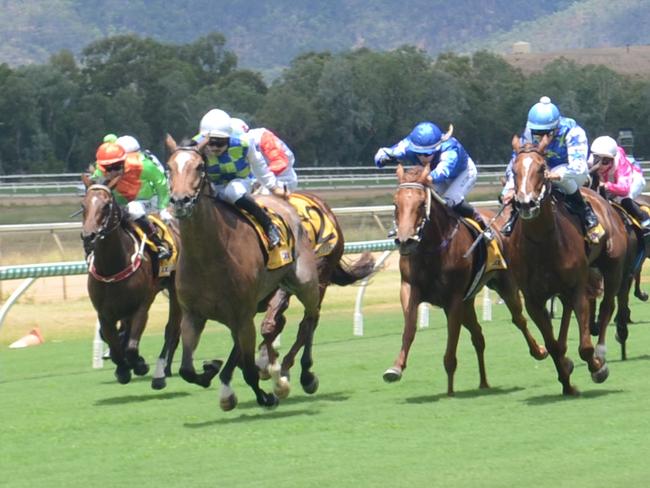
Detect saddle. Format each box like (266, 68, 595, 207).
(459, 217, 507, 300)
(238, 206, 295, 270)
(130, 215, 178, 277)
(554, 190, 605, 245)
(609, 201, 648, 274)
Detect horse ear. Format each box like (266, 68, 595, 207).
(81, 173, 92, 188)
(165, 133, 177, 153)
(419, 163, 431, 184)
(107, 174, 121, 190)
(512, 134, 520, 152)
(538, 134, 550, 152)
(396, 164, 404, 182)
(197, 136, 209, 152)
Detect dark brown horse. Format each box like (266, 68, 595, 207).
(256, 191, 376, 394)
(508, 135, 628, 394)
(632, 193, 650, 302)
(384, 164, 547, 396)
(165, 135, 323, 411)
(81, 174, 181, 389)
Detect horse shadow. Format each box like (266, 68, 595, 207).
(404, 385, 524, 404)
(184, 408, 319, 428)
(95, 391, 190, 406)
(523, 388, 625, 406)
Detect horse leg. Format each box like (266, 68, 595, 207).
(234, 320, 279, 410)
(258, 288, 291, 380)
(98, 315, 131, 385)
(633, 267, 648, 301)
(492, 276, 547, 360)
(573, 291, 609, 384)
(615, 275, 633, 361)
(152, 285, 183, 390)
(460, 301, 489, 390)
(442, 299, 464, 396)
(383, 280, 420, 383)
(526, 298, 577, 395)
(178, 312, 219, 388)
(124, 304, 152, 377)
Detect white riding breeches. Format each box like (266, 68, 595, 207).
(435, 158, 478, 207)
(126, 199, 158, 220)
(551, 163, 589, 195)
(213, 177, 253, 204)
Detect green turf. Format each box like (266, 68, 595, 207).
(2, 294, 650, 487)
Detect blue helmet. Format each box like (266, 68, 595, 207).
(526, 96, 560, 131)
(407, 122, 442, 154)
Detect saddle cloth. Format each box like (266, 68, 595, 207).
(239, 206, 294, 270)
(465, 218, 508, 273)
(287, 193, 340, 258)
(131, 215, 178, 277)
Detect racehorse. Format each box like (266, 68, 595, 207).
(384, 163, 547, 396)
(508, 135, 628, 394)
(80, 174, 181, 389)
(588, 170, 648, 360)
(256, 191, 376, 394)
(165, 135, 322, 411)
(632, 193, 650, 302)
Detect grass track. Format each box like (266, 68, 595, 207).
(2, 272, 650, 487)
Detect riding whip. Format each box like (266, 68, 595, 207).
(463, 204, 507, 258)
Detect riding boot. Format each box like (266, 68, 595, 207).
(387, 220, 397, 239)
(565, 190, 604, 243)
(453, 201, 493, 241)
(135, 216, 172, 260)
(500, 203, 518, 236)
(622, 198, 650, 236)
(235, 194, 281, 249)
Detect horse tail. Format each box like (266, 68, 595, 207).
(330, 251, 376, 286)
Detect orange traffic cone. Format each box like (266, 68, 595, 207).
(9, 327, 44, 349)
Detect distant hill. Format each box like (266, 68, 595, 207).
(1, 0, 650, 77)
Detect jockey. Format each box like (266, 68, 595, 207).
(104, 133, 166, 173)
(589, 135, 650, 229)
(374, 121, 493, 240)
(500, 96, 605, 244)
(194, 109, 284, 248)
(92, 142, 172, 259)
(231, 118, 298, 192)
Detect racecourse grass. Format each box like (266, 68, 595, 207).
(2, 271, 650, 487)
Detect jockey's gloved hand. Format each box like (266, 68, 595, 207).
(374, 148, 391, 168)
(159, 208, 173, 223)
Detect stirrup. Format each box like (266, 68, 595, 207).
(387, 227, 397, 239)
(266, 224, 281, 249)
(482, 227, 495, 241)
(157, 246, 172, 260)
(587, 223, 605, 244)
(641, 218, 650, 228)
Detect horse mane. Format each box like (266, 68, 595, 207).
(402, 165, 427, 183)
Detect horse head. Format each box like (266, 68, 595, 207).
(393, 163, 432, 255)
(511, 134, 551, 220)
(80, 174, 122, 253)
(165, 134, 209, 219)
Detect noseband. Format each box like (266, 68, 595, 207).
(169, 146, 210, 213)
(513, 146, 551, 213)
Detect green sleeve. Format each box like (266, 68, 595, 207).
(141, 158, 170, 209)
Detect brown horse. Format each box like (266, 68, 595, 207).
(80, 174, 181, 389)
(508, 135, 628, 394)
(256, 191, 376, 394)
(165, 135, 322, 410)
(384, 164, 547, 396)
(632, 193, 650, 302)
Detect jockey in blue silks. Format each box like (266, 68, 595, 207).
(500, 96, 604, 244)
(374, 121, 493, 239)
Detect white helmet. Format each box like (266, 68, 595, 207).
(199, 109, 232, 138)
(590, 136, 618, 159)
(116, 135, 141, 153)
(231, 117, 249, 136)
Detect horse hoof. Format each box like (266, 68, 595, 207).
(591, 363, 609, 384)
(133, 360, 150, 376)
(301, 375, 319, 395)
(562, 385, 580, 396)
(261, 393, 279, 410)
(383, 367, 402, 383)
(635, 291, 649, 302)
(274, 376, 291, 400)
(534, 346, 549, 360)
(115, 367, 131, 385)
(203, 359, 223, 377)
(151, 377, 167, 390)
(220, 393, 238, 412)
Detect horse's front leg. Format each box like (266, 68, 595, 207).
(123, 302, 153, 377)
(232, 320, 279, 410)
(383, 280, 420, 383)
(258, 288, 291, 380)
(526, 297, 577, 396)
(574, 291, 609, 384)
(98, 314, 131, 385)
(178, 311, 219, 388)
(441, 298, 465, 396)
(152, 285, 183, 390)
(459, 300, 489, 391)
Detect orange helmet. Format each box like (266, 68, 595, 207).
(96, 142, 126, 168)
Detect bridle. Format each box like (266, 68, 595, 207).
(513, 146, 551, 216)
(168, 146, 211, 217)
(82, 184, 122, 250)
(396, 182, 433, 243)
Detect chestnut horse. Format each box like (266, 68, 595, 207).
(256, 191, 376, 393)
(509, 135, 628, 395)
(80, 174, 181, 389)
(384, 164, 547, 396)
(165, 135, 322, 411)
